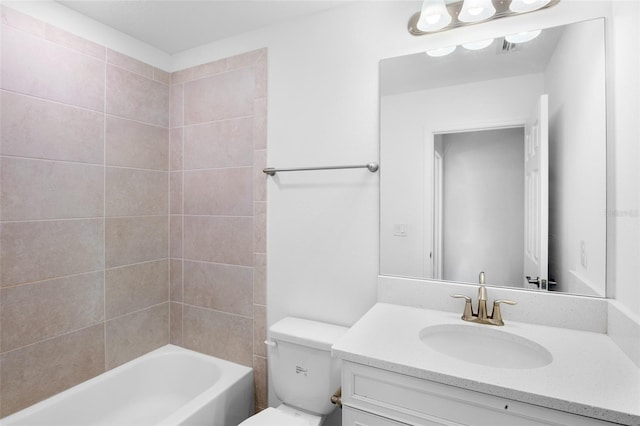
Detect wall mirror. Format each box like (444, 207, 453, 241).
(380, 18, 606, 297)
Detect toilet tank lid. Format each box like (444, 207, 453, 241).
(269, 317, 349, 351)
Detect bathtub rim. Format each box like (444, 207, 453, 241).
(2, 344, 254, 425)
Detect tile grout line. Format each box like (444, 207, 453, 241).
(262, 51, 268, 409)
(0, 30, 3, 396)
(167, 83, 172, 346)
(179, 302, 254, 321)
(180, 113, 254, 129)
(1, 214, 169, 224)
(4, 17, 105, 65)
(103, 56, 108, 372)
(252, 66, 258, 370)
(1, 154, 174, 176)
(0, 89, 170, 130)
(179, 258, 254, 270)
(2, 269, 104, 290)
(172, 64, 256, 87)
(0, 301, 169, 358)
(181, 80, 186, 347)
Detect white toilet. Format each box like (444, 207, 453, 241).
(239, 317, 349, 426)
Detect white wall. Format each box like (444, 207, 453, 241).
(442, 128, 525, 287)
(545, 18, 606, 296)
(380, 74, 543, 279)
(608, 0, 640, 318)
(9, 0, 640, 398)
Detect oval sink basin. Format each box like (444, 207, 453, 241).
(419, 324, 553, 369)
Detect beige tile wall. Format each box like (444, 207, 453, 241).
(0, 6, 267, 418)
(0, 7, 170, 417)
(169, 49, 269, 412)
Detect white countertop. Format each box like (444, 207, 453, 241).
(332, 303, 640, 425)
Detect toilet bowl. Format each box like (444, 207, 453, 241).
(238, 317, 348, 426)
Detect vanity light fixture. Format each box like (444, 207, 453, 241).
(509, 0, 552, 13)
(505, 29, 542, 43)
(426, 45, 457, 57)
(458, 0, 496, 23)
(409, 0, 560, 36)
(417, 0, 452, 32)
(462, 38, 494, 50)
(426, 31, 536, 58)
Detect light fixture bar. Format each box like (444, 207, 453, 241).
(408, 0, 560, 36)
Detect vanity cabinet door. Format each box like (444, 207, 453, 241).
(342, 361, 619, 426)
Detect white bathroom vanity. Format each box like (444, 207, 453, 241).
(333, 302, 640, 426)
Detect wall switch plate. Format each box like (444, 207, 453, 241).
(393, 224, 408, 237)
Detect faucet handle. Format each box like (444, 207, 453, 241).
(450, 294, 471, 301)
(490, 299, 517, 325)
(450, 294, 474, 320)
(494, 299, 517, 306)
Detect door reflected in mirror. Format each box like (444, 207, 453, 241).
(380, 18, 606, 297)
(434, 127, 525, 288)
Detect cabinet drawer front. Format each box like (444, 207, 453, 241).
(342, 362, 618, 426)
(344, 407, 411, 426)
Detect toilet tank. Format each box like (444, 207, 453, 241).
(268, 317, 348, 416)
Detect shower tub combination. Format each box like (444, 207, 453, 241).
(2, 345, 254, 426)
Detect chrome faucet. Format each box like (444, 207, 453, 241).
(450, 272, 517, 326)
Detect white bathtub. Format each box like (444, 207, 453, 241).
(2, 345, 254, 426)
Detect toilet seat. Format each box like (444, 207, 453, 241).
(239, 406, 322, 426)
(238, 407, 310, 426)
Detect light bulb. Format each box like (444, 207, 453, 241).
(426, 45, 457, 57)
(505, 29, 542, 44)
(458, 0, 496, 23)
(509, 0, 551, 13)
(417, 0, 452, 32)
(462, 38, 495, 50)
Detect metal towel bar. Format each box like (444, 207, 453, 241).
(263, 162, 378, 176)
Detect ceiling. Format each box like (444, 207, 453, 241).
(57, 0, 350, 54)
